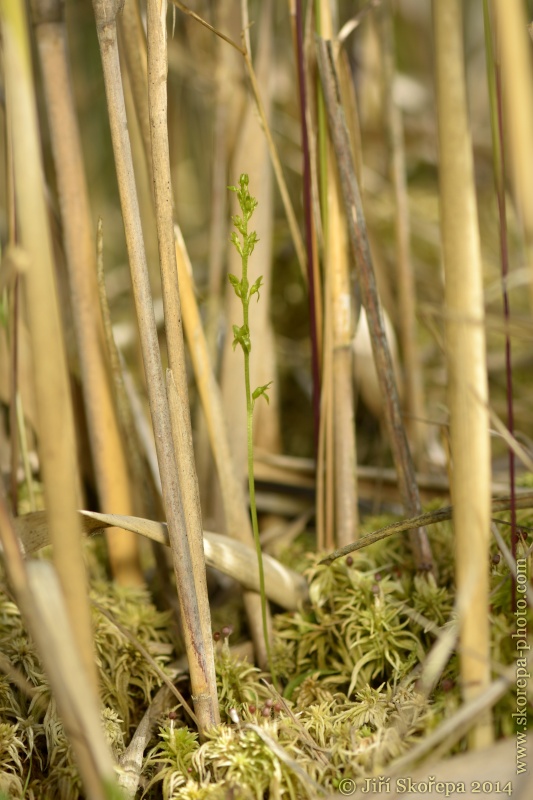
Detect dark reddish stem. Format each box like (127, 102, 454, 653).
(295, 0, 320, 454)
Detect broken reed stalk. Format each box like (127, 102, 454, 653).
(31, 0, 143, 588)
(493, 0, 533, 312)
(91, 0, 218, 732)
(1, 0, 98, 698)
(380, 3, 427, 464)
(318, 5, 359, 550)
(0, 492, 116, 800)
(146, 0, 218, 720)
(483, 0, 517, 594)
(315, 38, 434, 573)
(433, 0, 493, 749)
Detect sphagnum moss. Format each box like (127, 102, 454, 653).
(0, 516, 529, 798)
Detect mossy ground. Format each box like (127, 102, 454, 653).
(0, 512, 530, 799)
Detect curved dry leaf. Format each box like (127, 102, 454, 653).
(13, 510, 308, 611)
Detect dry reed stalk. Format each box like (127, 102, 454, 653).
(118, 0, 161, 295)
(493, 0, 533, 310)
(95, 221, 155, 517)
(294, 0, 322, 450)
(319, 5, 358, 549)
(4, 122, 19, 516)
(146, 0, 218, 719)
(118, 0, 152, 188)
(31, 0, 143, 587)
(433, 0, 493, 749)
(316, 38, 434, 573)
(0, 493, 116, 799)
(91, 0, 218, 731)
(483, 1, 518, 593)
(380, 4, 427, 464)
(174, 229, 269, 667)
(1, 0, 98, 698)
(107, 7, 267, 667)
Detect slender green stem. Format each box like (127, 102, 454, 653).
(228, 174, 275, 684)
(244, 349, 273, 682)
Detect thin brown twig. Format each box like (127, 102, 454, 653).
(315, 36, 434, 573)
(169, 0, 245, 54)
(319, 490, 533, 566)
(91, 599, 197, 726)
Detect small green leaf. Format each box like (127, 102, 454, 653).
(249, 275, 263, 302)
(228, 273, 243, 298)
(244, 231, 259, 257)
(252, 381, 273, 407)
(232, 323, 251, 354)
(230, 231, 242, 256)
(232, 214, 246, 235)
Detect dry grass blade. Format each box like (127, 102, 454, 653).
(0, 494, 116, 800)
(384, 655, 533, 778)
(13, 509, 309, 610)
(25, 563, 119, 795)
(245, 723, 326, 795)
(91, 600, 196, 724)
(0, 652, 38, 699)
(491, 523, 533, 608)
(118, 685, 173, 798)
(315, 36, 433, 573)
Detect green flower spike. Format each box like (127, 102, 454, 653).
(228, 174, 275, 685)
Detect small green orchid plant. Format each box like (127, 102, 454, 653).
(228, 174, 274, 683)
